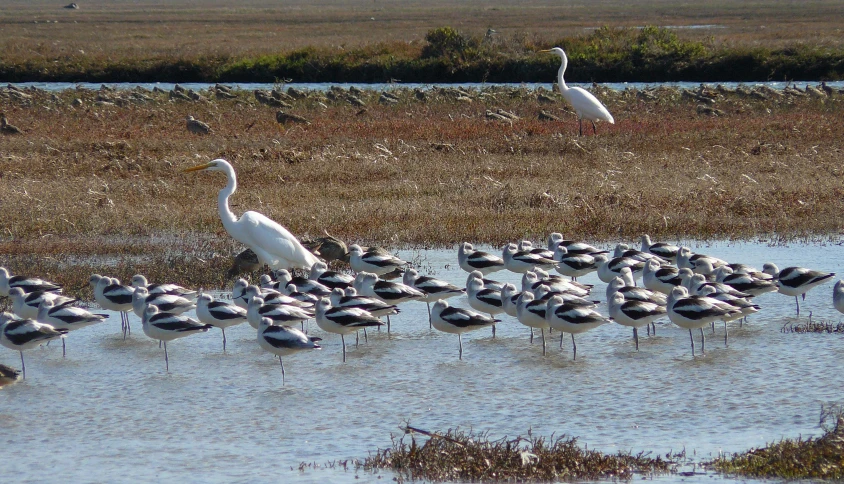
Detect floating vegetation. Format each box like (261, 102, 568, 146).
(781, 319, 844, 334)
(712, 406, 844, 479)
(359, 425, 675, 482)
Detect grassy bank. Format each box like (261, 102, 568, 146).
(712, 407, 844, 479)
(2, 26, 843, 83)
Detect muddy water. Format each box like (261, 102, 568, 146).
(2, 239, 843, 483)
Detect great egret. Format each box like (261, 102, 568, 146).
(541, 47, 614, 136)
(183, 159, 320, 271)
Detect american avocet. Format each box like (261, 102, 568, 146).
(353, 272, 424, 333)
(0, 312, 68, 379)
(309, 261, 354, 290)
(518, 240, 556, 261)
(329, 288, 400, 319)
(348, 244, 408, 276)
(247, 296, 314, 330)
(467, 271, 505, 292)
(36, 300, 107, 357)
(640, 235, 679, 263)
(9, 288, 76, 320)
(430, 300, 498, 360)
(515, 292, 550, 354)
(93, 277, 134, 339)
(642, 259, 682, 295)
(594, 254, 644, 283)
(606, 277, 667, 306)
(131, 274, 197, 301)
(552, 245, 598, 280)
(466, 275, 504, 338)
(403, 268, 464, 325)
(141, 305, 212, 372)
(834, 280, 844, 317)
(458, 242, 505, 275)
(696, 286, 759, 343)
(195, 294, 248, 351)
(687, 274, 752, 299)
(667, 287, 740, 356)
(272, 270, 331, 297)
(676, 247, 727, 271)
(763, 263, 835, 315)
(0, 267, 62, 297)
(612, 243, 666, 265)
(532, 284, 599, 308)
(522, 271, 589, 298)
(257, 317, 321, 385)
(545, 295, 610, 360)
(232, 279, 250, 309)
(183, 159, 320, 270)
(500, 283, 523, 318)
(540, 47, 614, 136)
(714, 267, 777, 297)
(547, 233, 605, 256)
(131, 287, 195, 319)
(608, 292, 666, 350)
(503, 243, 557, 273)
(314, 298, 384, 362)
(276, 283, 319, 306)
(0, 363, 20, 387)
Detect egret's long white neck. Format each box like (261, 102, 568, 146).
(217, 163, 240, 232)
(556, 51, 569, 93)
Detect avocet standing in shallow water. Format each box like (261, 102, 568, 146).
(763, 263, 835, 315)
(141, 305, 212, 372)
(0, 312, 68, 379)
(257, 317, 321, 385)
(458, 242, 505, 275)
(430, 300, 498, 360)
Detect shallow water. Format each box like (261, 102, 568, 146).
(2, 239, 844, 483)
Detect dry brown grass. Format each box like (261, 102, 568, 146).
(0, 83, 842, 290)
(1, 0, 842, 65)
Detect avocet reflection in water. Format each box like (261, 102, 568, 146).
(1, 238, 843, 483)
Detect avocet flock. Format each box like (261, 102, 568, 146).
(0, 232, 840, 386)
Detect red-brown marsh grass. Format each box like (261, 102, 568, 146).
(360, 425, 675, 481)
(1, 83, 842, 289)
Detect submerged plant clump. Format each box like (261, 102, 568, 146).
(360, 426, 675, 481)
(712, 407, 844, 479)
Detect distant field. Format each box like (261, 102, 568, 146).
(1, 0, 842, 63)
